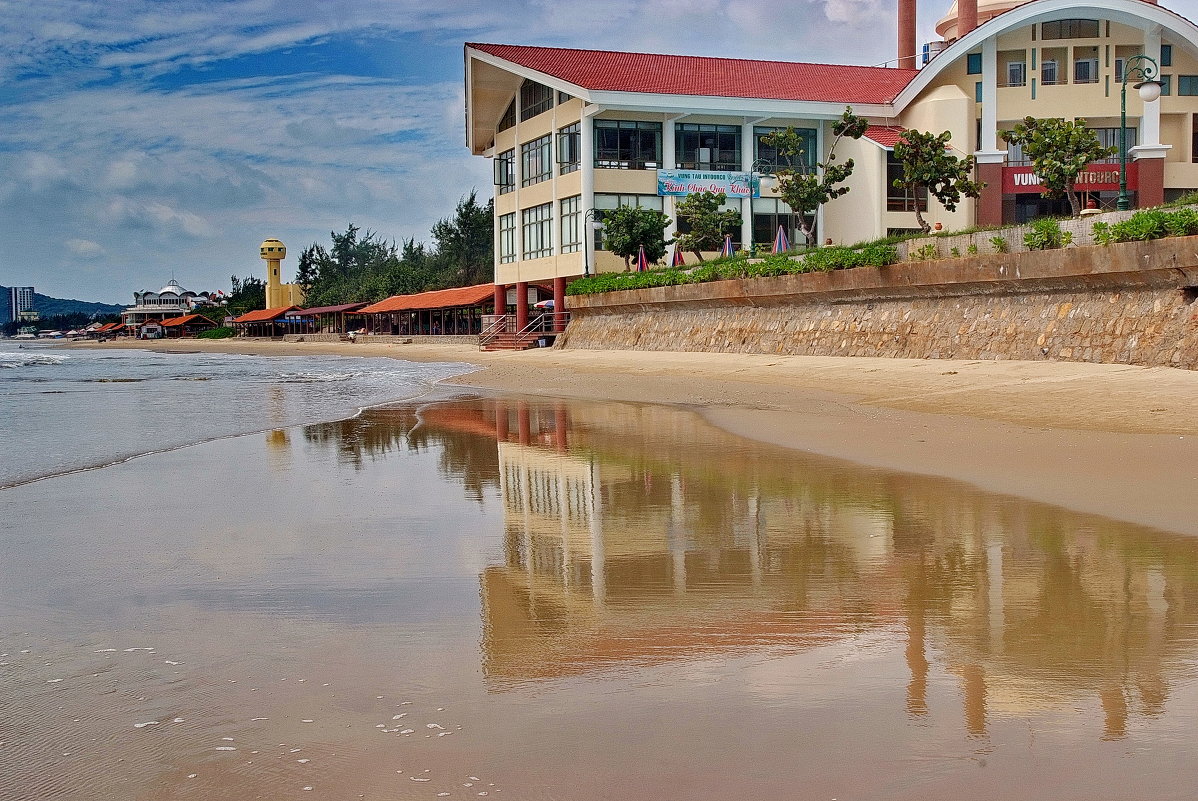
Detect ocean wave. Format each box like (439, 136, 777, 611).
(276, 371, 363, 383)
(0, 352, 68, 369)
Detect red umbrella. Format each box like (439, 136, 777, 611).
(636, 244, 650, 272)
(672, 246, 685, 267)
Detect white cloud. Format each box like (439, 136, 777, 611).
(66, 238, 105, 258)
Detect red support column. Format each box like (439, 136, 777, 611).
(515, 281, 529, 332)
(493, 283, 506, 316)
(554, 404, 568, 452)
(495, 401, 509, 442)
(552, 276, 566, 333)
(517, 402, 531, 446)
(1135, 157, 1165, 208)
(976, 161, 1004, 227)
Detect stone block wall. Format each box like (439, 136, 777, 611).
(559, 236, 1198, 369)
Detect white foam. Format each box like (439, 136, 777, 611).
(134, 721, 159, 728)
(214, 746, 236, 751)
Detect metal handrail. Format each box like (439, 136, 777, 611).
(478, 312, 571, 350)
(478, 314, 514, 349)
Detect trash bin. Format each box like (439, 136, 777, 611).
(536, 337, 549, 347)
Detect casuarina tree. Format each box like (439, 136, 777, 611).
(891, 129, 985, 234)
(674, 191, 742, 261)
(1001, 117, 1116, 216)
(761, 107, 868, 246)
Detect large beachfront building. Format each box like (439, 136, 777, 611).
(121, 280, 216, 326)
(465, 0, 1198, 311)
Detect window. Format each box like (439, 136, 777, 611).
(1115, 58, 1125, 83)
(1179, 75, 1198, 96)
(1091, 127, 1136, 162)
(521, 135, 552, 187)
(1006, 61, 1027, 86)
(498, 100, 516, 132)
(592, 194, 664, 250)
(1041, 19, 1100, 39)
(755, 126, 816, 173)
(560, 196, 581, 253)
(752, 198, 806, 249)
(1074, 58, 1099, 83)
(676, 123, 742, 171)
(522, 203, 552, 259)
(519, 80, 554, 121)
(1193, 115, 1198, 164)
(887, 151, 928, 212)
(594, 120, 662, 170)
(1042, 60, 1060, 85)
(975, 81, 983, 102)
(498, 213, 516, 264)
(558, 91, 572, 104)
(557, 122, 580, 175)
(1160, 74, 1172, 96)
(967, 53, 982, 74)
(1162, 44, 1173, 67)
(494, 149, 515, 195)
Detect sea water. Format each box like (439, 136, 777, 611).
(0, 344, 475, 488)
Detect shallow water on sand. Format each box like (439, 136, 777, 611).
(3, 394, 1198, 800)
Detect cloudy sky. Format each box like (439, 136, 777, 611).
(2, 0, 1195, 303)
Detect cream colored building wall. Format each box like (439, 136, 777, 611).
(895, 83, 976, 231)
(824, 136, 886, 245)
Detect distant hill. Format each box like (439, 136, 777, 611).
(1, 285, 124, 319)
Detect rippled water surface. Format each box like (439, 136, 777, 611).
(3, 393, 1198, 800)
(0, 344, 474, 487)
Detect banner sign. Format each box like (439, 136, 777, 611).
(657, 170, 759, 198)
(1002, 163, 1135, 194)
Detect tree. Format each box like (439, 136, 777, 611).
(891, 129, 985, 234)
(430, 191, 494, 287)
(1001, 117, 1116, 216)
(226, 275, 265, 315)
(762, 107, 868, 246)
(600, 205, 671, 268)
(674, 191, 742, 261)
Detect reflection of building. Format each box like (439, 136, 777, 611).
(451, 398, 1198, 741)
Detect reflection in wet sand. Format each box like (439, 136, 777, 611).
(3, 394, 1198, 799)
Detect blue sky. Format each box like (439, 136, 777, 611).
(2, 0, 1196, 303)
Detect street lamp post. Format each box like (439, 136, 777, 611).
(582, 209, 604, 276)
(748, 158, 772, 256)
(1118, 54, 1162, 211)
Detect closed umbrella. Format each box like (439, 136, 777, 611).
(720, 234, 734, 258)
(772, 225, 791, 254)
(672, 246, 686, 267)
(636, 244, 650, 272)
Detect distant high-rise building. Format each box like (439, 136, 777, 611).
(6, 287, 35, 324)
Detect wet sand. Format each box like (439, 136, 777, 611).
(82, 338, 1198, 537)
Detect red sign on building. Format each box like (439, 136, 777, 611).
(1002, 163, 1136, 194)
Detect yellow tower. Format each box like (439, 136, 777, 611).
(260, 238, 304, 308)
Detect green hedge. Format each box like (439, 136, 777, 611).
(196, 326, 235, 339)
(1092, 207, 1198, 245)
(566, 244, 899, 296)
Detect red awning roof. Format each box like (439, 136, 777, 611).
(286, 302, 368, 316)
(233, 306, 298, 323)
(161, 314, 217, 327)
(359, 284, 497, 314)
(863, 125, 906, 148)
(469, 43, 918, 104)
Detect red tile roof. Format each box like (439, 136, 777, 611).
(359, 284, 497, 314)
(232, 306, 298, 323)
(288, 302, 368, 316)
(469, 43, 918, 104)
(161, 314, 217, 327)
(863, 125, 907, 148)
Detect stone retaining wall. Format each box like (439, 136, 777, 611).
(559, 236, 1198, 369)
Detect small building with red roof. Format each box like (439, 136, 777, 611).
(353, 283, 550, 336)
(160, 314, 219, 338)
(231, 306, 299, 338)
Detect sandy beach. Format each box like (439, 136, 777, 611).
(78, 337, 1198, 537)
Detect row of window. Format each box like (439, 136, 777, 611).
(498, 195, 816, 262)
(499, 80, 574, 131)
(996, 59, 1185, 89)
(496, 123, 818, 192)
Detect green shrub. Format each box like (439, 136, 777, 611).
(1091, 221, 1114, 246)
(989, 236, 1009, 253)
(966, 243, 979, 255)
(1024, 218, 1073, 250)
(197, 326, 235, 339)
(950, 247, 961, 258)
